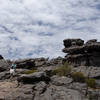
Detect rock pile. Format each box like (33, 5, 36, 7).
(63, 39, 100, 66)
(15, 57, 63, 69)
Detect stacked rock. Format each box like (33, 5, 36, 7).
(63, 39, 100, 67)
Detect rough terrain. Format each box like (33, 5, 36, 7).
(0, 39, 100, 100)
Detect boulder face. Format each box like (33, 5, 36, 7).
(63, 39, 100, 66)
(15, 59, 35, 69)
(0, 55, 4, 59)
(17, 72, 50, 84)
(0, 59, 10, 72)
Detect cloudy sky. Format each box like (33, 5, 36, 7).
(0, 0, 100, 59)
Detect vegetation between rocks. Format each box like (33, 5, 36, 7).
(71, 72, 97, 89)
(85, 78, 96, 89)
(24, 69, 36, 74)
(52, 61, 72, 76)
(71, 72, 86, 83)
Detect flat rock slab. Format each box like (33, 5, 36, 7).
(0, 81, 18, 99)
(33, 85, 88, 100)
(51, 75, 73, 86)
(0, 81, 33, 100)
(0, 60, 9, 72)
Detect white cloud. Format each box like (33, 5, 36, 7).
(0, 0, 100, 59)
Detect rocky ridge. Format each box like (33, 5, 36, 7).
(0, 39, 100, 100)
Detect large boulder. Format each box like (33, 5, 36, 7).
(0, 71, 10, 80)
(14, 57, 63, 70)
(17, 72, 50, 84)
(35, 57, 63, 67)
(47, 57, 63, 66)
(86, 39, 97, 44)
(72, 66, 100, 78)
(63, 46, 85, 54)
(34, 57, 48, 67)
(51, 75, 73, 86)
(0, 81, 34, 100)
(32, 81, 47, 95)
(15, 59, 35, 69)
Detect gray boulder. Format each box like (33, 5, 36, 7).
(51, 75, 73, 86)
(17, 72, 50, 84)
(0, 59, 10, 72)
(15, 59, 35, 69)
(63, 39, 84, 48)
(0, 71, 10, 80)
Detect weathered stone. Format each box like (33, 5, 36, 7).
(17, 72, 50, 84)
(15, 59, 35, 69)
(0, 59, 10, 72)
(63, 39, 84, 48)
(33, 85, 88, 100)
(51, 75, 73, 86)
(0, 81, 34, 100)
(0, 55, 4, 59)
(63, 39, 100, 66)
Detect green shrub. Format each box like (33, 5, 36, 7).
(52, 61, 72, 76)
(85, 78, 96, 89)
(24, 69, 36, 74)
(71, 72, 86, 83)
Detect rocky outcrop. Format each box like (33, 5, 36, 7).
(63, 39, 100, 66)
(0, 38, 100, 100)
(15, 57, 63, 69)
(51, 75, 73, 86)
